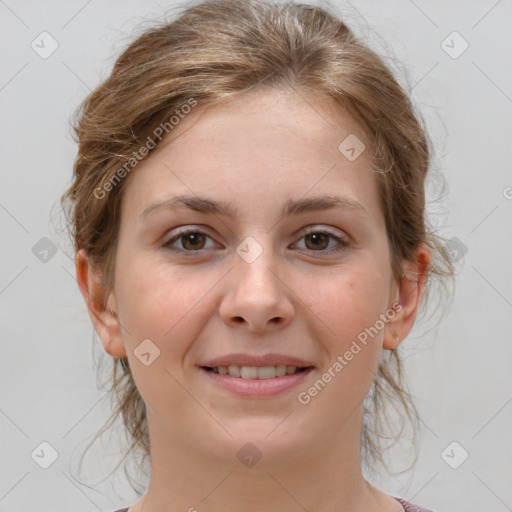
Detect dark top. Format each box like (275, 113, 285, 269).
(113, 496, 435, 511)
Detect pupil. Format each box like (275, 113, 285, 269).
(184, 233, 204, 250)
(306, 233, 328, 250)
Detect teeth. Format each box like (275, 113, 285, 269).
(212, 365, 301, 379)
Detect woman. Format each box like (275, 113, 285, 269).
(61, 0, 454, 510)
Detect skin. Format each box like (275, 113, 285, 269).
(76, 87, 429, 512)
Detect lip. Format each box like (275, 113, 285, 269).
(200, 353, 315, 368)
(199, 366, 314, 397)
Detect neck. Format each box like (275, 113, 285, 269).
(129, 407, 393, 512)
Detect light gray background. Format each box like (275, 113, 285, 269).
(1, 1, 511, 511)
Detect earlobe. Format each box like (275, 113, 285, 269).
(384, 328, 401, 351)
(383, 244, 431, 350)
(75, 249, 127, 357)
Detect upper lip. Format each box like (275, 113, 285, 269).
(200, 353, 315, 368)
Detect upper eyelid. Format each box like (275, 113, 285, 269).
(166, 224, 346, 239)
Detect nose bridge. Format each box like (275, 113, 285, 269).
(219, 231, 293, 331)
(234, 233, 280, 293)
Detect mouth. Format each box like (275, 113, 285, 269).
(199, 364, 314, 397)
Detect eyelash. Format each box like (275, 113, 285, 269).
(162, 227, 350, 256)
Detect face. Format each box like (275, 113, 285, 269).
(83, 87, 420, 469)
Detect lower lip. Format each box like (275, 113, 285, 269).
(199, 367, 314, 397)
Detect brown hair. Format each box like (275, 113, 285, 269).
(60, 0, 455, 491)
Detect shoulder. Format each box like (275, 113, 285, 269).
(394, 497, 437, 512)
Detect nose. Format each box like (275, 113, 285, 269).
(218, 237, 294, 333)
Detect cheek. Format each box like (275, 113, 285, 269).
(297, 270, 387, 424)
(114, 258, 222, 411)
(303, 265, 389, 348)
(116, 256, 221, 353)
(298, 263, 389, 404)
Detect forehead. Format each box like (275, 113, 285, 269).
(120, 87, 381, 223)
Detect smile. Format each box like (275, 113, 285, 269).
(199, 365, 314, 397)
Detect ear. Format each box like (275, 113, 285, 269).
(75, 249, 127, 357)
(383, 243, 431, 350)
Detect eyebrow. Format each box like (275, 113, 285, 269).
(141, 194, 369, 219)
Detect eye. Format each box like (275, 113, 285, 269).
(162, 227, 350, 255)
(163, 228, 217, 253)
(293, 228, 350, 254)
